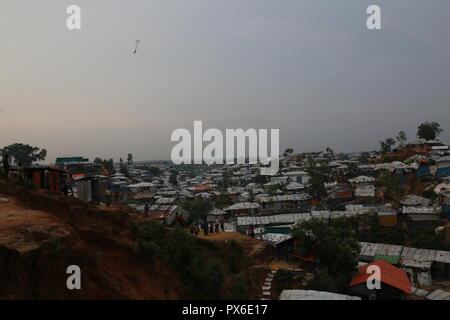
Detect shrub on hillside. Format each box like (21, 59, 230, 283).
(227, 275, 250, 300)
(135, 222, 224, 299)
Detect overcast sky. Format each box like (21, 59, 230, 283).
(1, 0, 449, 163)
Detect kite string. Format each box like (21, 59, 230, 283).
(0, 107, 35, 145)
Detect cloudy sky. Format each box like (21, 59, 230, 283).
(1, 0, 449, 163)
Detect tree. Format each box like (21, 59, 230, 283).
(356, 216, 406, 245)
(145, 166, 161, 177)
(218, 171, 232, 190)
(127, 153, 133, 165)
(375, 172, 404, 199)
(102, 158, 115, 174)
(267, 185, 280, 197)
(291, 217, 360, 292)
(136, 222, 224, 299)
(325, 147, 334, 157)
(182, 197, 213, 223)
(305, 156, 330, 202)
(250, 173, 268, 184)
(345, 162, 359, 179)
(2, 143, 47, 167)
(358, 152, 370, 164)
(396, 131, 407, 148)
(417, 122, 443, 141)
(283, 148, 294, 157)
(169, 170, 179, 186)
(379, 138, 396, 155)
(227, 276, 250, 300)
(119, 165, 129, 177)
(408, 228, 449, 251)
(93, 157, 103, 165)
(272, 270, 294, 295)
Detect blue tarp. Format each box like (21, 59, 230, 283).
(442, 205, 450, 220)
(435, 167, 450, 178)
(416, 164, 431, 177)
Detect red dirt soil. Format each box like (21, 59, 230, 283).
(0, 181, 185, 300)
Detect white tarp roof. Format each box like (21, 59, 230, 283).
(262, 233, 292, 246)
(348, 175, 375, 184)
(355, 185, 375, 197)
(400, 195, 431, 207)
(402, 206, 440, 214)
(223, 202, 260, 211)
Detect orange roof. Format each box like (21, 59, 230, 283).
(72, 173, 85, 179)
(134, 194, 155, 199)
(196, 184, 212, 190)
(350, 260, 412, 294)
(148, 212, 169, 220)
(290, 253, 316, 262)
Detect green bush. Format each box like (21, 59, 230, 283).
(137, 240, 160, 265)
(409, 228, 449, 251)
(17, 178, 35, 190)
(228, 240, 243, 254)
(135, 222, 224, 299)
(422, 190, 438, 201)
(272, 270, 294, 294)
(227, 275, 250, 300)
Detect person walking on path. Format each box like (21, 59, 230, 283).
(248, 224, 255, 238)
(214, 219, 220, 233)
(203, 220, 209, 236)
(105, 189, 112, 208)
(209, 222, 214, 234)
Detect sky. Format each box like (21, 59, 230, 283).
(1, 0, 449, 163)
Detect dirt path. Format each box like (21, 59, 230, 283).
(0, 194, 70, 252)
(197, 231, 267, 254)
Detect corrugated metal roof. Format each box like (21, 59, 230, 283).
(237, 212, 314, 226)
(155, 197, 176, 204)
(279, 290, 361, 300)
(426, 289, 450, 300)
(434, 250, 450, 264)
(360, 242, 450, 265)
(258, 193, 311, 203)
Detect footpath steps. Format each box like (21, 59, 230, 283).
(259, 270, 277, 300)
(258, 268, 306, 300)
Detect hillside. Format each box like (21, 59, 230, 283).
(0, 180, 271, 300)
(0, 181, 185, 299)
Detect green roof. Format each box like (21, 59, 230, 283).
(264, 226, 291, 235)
(55, 157, 89, 164)
(373, 255, 400, 265)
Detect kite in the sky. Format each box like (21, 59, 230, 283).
(133, 40, 140, 54)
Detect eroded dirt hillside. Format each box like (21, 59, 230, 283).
(0, 181, 185, 300)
